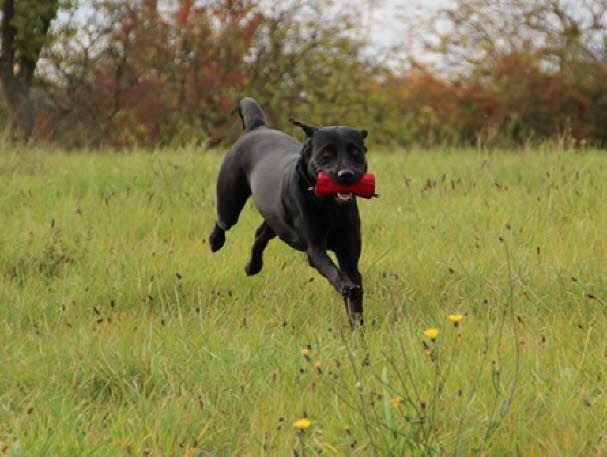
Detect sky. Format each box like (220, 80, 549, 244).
(343, 0, 452, 67)
(366, 0, 449, 49)
(58, 0, 451, 64)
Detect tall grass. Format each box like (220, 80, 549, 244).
(0, 147, 605, 456)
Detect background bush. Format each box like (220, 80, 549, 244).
(1, 0, 607, 148)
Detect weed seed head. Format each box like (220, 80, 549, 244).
(392, 396, 403, 409)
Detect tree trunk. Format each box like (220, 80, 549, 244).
(0, 0, 54, 140)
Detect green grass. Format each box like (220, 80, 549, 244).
(0, 147, 605, 456)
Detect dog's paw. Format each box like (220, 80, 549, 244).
(244, 259, 262, 276)
(209, 226, 225, 252)
(341, 283, 361, 299)
(349, 312, 364, 329)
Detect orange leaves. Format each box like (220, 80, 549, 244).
(176, 0, 193, 26)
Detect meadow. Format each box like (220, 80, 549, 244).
(0, 146, 605, 456)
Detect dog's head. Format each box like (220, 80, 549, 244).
(291, 118, 368, 203)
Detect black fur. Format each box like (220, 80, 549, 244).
(210, 97, 369, 326)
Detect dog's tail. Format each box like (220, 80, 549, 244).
(238, 97, 267, 132)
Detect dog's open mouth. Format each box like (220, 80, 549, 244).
(336, 192, 353, 201)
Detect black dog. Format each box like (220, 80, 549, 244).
(209, 97, 369, 326)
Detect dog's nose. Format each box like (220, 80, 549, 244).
(337, 169, 355, 182)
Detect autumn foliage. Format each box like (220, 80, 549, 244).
(43, 0, 267, 147)
(2, 0, 607, 148)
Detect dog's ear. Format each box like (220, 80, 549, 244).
(289, 117, 319, 139)
(359, 130, 368, 152)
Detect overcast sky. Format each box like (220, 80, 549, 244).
(59, 0, 451, 63)
(366, 0, 449, 49)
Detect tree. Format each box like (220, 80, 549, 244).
(0, 0, 59, 138)
(396, 0, 607, 146)
(407, 0, 607, 77)
(37, 0, 382, 148)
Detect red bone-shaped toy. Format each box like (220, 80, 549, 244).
(314, 172, 377, 199)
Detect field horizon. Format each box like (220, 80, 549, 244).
(0, 147, 605, 456)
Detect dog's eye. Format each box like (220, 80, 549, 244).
(319, 148, 336, 161)
(349, 146, 364, 159)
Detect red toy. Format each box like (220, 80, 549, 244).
(314, 172, 377, 199)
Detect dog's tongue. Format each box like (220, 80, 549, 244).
(337, 192, 353, 201)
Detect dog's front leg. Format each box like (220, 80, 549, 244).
(340, 267, 363, 327)
(335, 248, 363, 327)
(306, 247, 358, 298)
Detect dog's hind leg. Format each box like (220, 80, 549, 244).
(209, 160, 251, 252)
(245, 221, 275, 276)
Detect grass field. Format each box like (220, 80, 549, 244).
(0, 147, 605, 456)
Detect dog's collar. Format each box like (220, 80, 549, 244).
(296, 155, 315, 194)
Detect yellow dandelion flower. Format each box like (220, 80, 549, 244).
(448, 314, 464, 326)
(293, 418, 311, 429)
(301, 348, 311, 359)
(424, 328, 439, 341)
(313, 361, 322, 371)
(392, 395, 403, 409)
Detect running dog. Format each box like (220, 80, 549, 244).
(209, 97, 369, 326)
